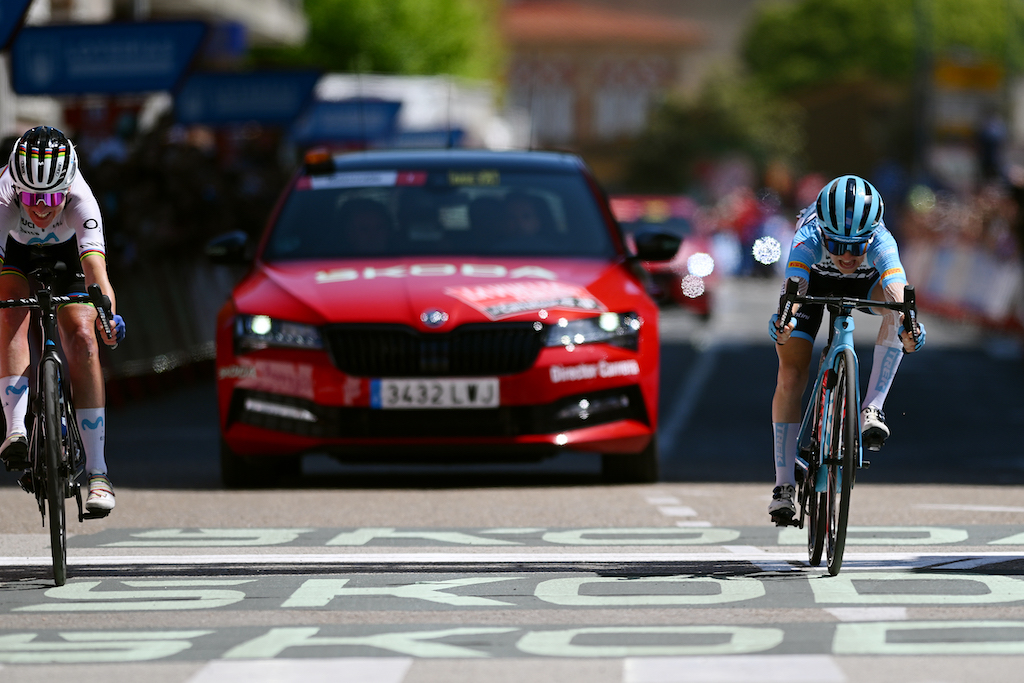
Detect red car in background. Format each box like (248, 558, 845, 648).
(610, 195, 718, 319)
(207, 150, 679, 487)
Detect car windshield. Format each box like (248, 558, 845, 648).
(262, 168, 617, 261)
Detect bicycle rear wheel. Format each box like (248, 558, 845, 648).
(825, 348, 858, 576)
(42, 359, 67, 586)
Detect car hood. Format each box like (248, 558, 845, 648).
(235, 257, 645, 329)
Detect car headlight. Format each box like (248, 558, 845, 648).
(544, 312, 641, 350)
(235, 314, 324, 351)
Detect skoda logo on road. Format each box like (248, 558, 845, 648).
(420, 309, 450, 328)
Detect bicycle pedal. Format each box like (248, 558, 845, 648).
(17, 471, 35, 494)
(83, 509, 111, 520)
(861, 460, 871, 469)
(770, 510, 797, 527)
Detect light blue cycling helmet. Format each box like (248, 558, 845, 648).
(815, 175, 884, 241)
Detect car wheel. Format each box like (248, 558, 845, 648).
(220, 439, 301, 489)
(601, 436, 659, 484)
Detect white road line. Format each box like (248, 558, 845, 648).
(625, 655, 846, 683)
(187, 658, 412, 683)
(826, 607, 908, 622)
(914, 504, 1024, 513)
(2, 551, 1022, 569)
(660, 344, 719, 456)
(657, 506, 698, 517)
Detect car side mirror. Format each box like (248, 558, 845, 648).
(205, 231, 252, 265)
(632, 231, 681, 262)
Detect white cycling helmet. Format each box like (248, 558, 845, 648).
(8, 126, 78, 197)
(815, 175, 884, 242)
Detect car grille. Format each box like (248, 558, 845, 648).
(229, 386, 647, 440)
(323, 322, 545, 377)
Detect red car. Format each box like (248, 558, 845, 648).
(610, 195, 717, 319)
(207, 150, 679, 487)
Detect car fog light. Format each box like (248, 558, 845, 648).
(244, 398, 318, 423)
(555, 394, 630, 421)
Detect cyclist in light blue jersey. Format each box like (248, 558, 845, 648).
(767, 175, 925, 523)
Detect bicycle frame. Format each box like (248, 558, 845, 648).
(776, 276, 917, 574)
(0, 257, 115, 585)
(795, 306, 863, 493)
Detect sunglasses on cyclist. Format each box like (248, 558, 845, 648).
(823, 237, 870, 257)
(19, 191, 65, 207)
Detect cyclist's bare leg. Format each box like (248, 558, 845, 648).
(773, 336, 812, 424)
(770, 336, 812, 522)
(58, 303, 108, 478)
(0, 273, 32, 380)
(57, 303, 104, 409)
(0, 274, 33, 469)
(861, 281, 904, 449)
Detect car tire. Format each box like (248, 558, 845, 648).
(601, 436, 659, 484)
(220, 440, 301, 489)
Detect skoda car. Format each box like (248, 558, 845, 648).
(208, 149, 678, 487)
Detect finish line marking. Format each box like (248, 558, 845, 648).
(1, 550, 1023, 571)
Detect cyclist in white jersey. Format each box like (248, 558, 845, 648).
(0, 126, 124, 513)
(767, 175, 925, 524)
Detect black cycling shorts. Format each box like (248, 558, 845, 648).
(790, 268, 880, 343)
(1, 237, 87, 296)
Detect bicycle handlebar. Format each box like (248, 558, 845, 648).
(777, 276, 920, 343)
(0, 285, 118, 349)
(87, 284, 117, 350)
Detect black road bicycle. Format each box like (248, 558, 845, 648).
(3, 255, 116, 586)
(775, 276, 919, 575)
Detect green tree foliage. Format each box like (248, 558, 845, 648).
(743, 0, 1024, 96)
(624, 74, 805, 193)
(251, 0, 502, 79)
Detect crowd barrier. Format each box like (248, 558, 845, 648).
(902, 241, 1024, 333)
(101, 258, 241, 405)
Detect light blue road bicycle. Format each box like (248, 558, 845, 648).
(776, 276, 919, 575)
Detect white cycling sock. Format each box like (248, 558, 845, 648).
(78, 407, 106, 475)
(773, 422, 799, 487)
(1, 375, 28, 437)
(862, 343, 903, 411)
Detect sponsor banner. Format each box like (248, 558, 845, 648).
(290, 98, 402, 145)
(0, 0, 32, 50)
(903, 241, 1024, 329)
(11, 21, 207, 95)
(315, 263, 558, 284)
(230, 359, 316, 401)
(445, 280, 604, 320)
(549, 359, 640, 383)
(299, 170, 427, 191)
(174, 70, 322, 125)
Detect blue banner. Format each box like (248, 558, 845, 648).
(10, 21, 207, 95)
(175, 70, 321, 126)
(384, 129, 465, 149)
(290, 99, 402, 144)
(0, 0, 32, 50)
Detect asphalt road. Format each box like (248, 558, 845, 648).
(2, 277, 1024, 683)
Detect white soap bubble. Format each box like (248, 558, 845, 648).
(687, 252, 715, 278)
(753, 236, 782, 265)
(681, 274, 706, 298)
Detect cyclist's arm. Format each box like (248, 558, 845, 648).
(81, 253, 119, 346)
(869, 228, 922, 352)
(771, 274, 808, 345)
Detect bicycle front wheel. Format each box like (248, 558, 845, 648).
(825, 348, 858, 576)
(42, 360, 67, 586)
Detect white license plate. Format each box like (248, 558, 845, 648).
(371, 378, 500, 409)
